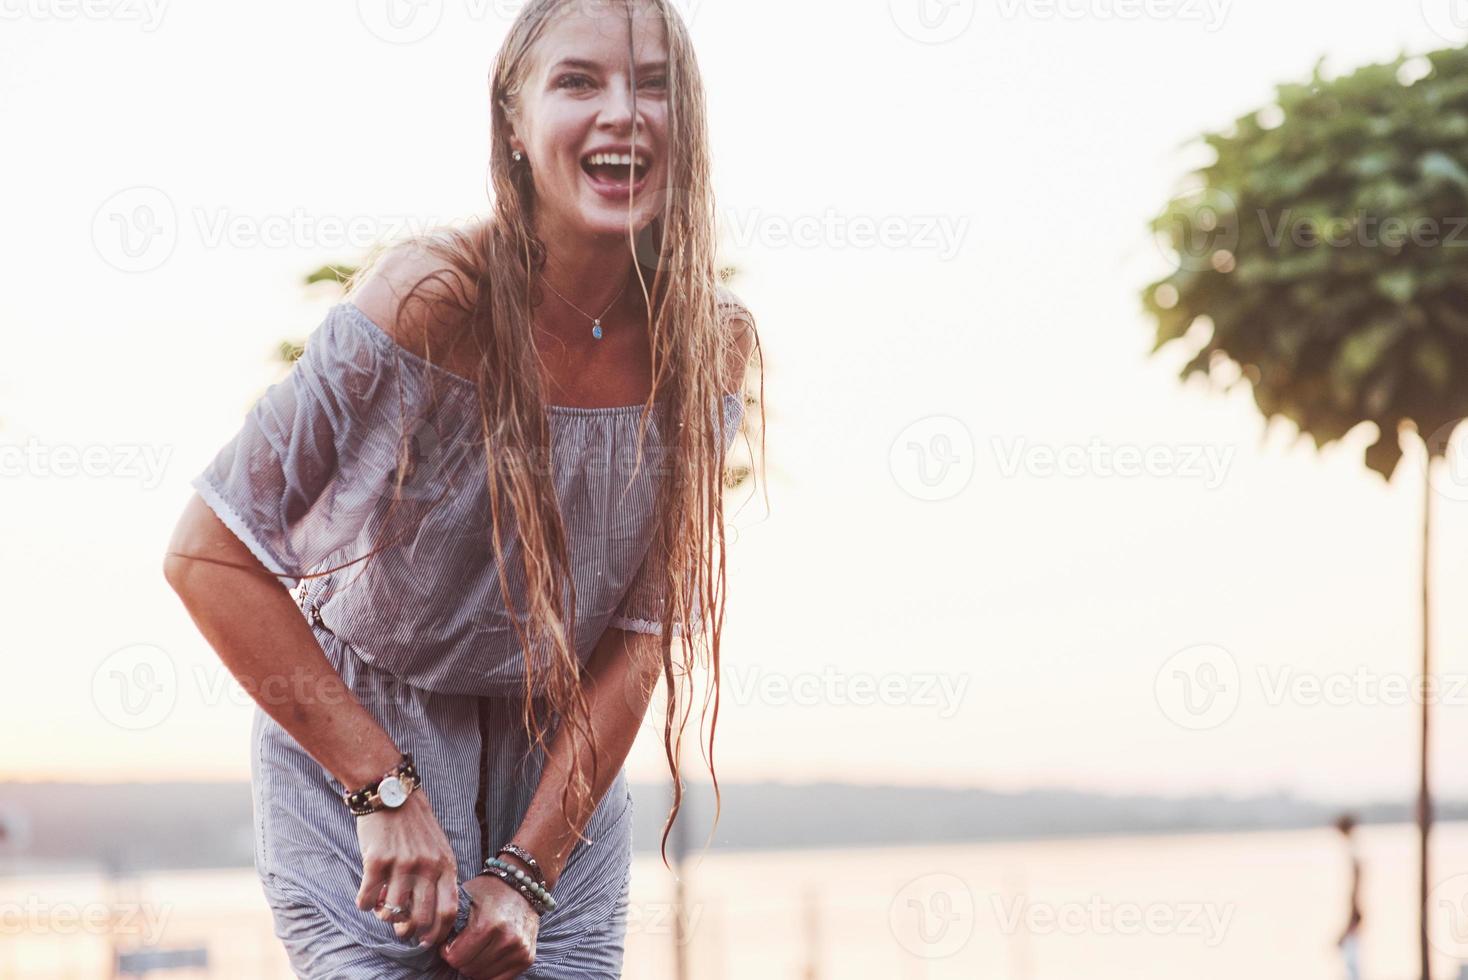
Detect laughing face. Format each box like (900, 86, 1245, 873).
(509, 5, 670, 242)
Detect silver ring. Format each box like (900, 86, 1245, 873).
(383, 903, 409, 918)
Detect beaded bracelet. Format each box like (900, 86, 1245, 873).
(479, 857, 558, 915)
(496, 843, 549, 891)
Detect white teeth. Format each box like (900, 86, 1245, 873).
(585, 152, 649, 168)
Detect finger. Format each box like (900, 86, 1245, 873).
(421, 870, 458, 947)
(482, 940, 534, 980)
(380, 871, 414, 929)
(355, 857, 390, 912)
(443, 923, 485, 973)
(398, 874, 433, 943)
(463, 923, 527, 980)
(461, 936, 509, 979)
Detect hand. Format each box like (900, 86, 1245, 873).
(441, 872, 542, 979)
(352, 791, 460, 948)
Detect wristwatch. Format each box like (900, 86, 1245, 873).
(342, 753, 421, 816)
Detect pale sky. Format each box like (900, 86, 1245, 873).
(3, 0, 1467, 805)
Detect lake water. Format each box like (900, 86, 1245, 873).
(3, 820, 1466, 979)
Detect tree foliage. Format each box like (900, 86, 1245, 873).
(1143, 47, 1468, 479)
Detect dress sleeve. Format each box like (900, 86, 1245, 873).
(189, 304, 395, 590)
(715, 284, 755, 333)
(607, 545, 705, 637)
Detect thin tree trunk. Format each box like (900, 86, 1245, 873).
(1419, 456, 1434, 980)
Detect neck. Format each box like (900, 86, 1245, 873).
(534, 215, 643, 319)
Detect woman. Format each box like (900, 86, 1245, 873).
(162, 1, 761, 976)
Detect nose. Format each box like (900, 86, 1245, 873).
(596, 75, 644, 132)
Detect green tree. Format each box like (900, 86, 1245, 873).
(1142, 47, 1468, 980)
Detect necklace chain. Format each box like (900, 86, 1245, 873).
(538, 270, 631, 341)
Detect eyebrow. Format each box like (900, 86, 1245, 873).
(549, 58, 668, 73)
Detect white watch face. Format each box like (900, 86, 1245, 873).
(378, 775, 408, 808)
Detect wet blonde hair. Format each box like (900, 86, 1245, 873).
(337, 0, 765, 868)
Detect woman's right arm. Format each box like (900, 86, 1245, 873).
(161, 495, 462, 950)
(162, 492, 402, 794)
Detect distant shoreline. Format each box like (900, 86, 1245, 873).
(0, 780, 1462, 878)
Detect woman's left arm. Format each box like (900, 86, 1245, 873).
(505, 625, 662, 888)
(511, 292, 758, 880)
(441, 626, 660, 978)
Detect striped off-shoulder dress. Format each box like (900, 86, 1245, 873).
(189, 289, 749, 978)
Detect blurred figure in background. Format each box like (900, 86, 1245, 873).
(1335, 813, 1363, 980)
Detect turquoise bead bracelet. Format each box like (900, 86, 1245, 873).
(481, 856, 558, 914)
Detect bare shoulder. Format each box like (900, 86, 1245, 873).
(716, 284, 759, 395)
(344, 233, 479, 364)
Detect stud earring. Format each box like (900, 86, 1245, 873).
(512, 150, 524, 162)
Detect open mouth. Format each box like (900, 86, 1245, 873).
(580, 149, 653, 194)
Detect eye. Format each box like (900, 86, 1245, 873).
(556, 73, 593, 90)
(638, 75, 668, 90)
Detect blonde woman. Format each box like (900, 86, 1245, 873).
(163, 1, 761, 976)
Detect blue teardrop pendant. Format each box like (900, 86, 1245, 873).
(592, 320, 603, 340)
